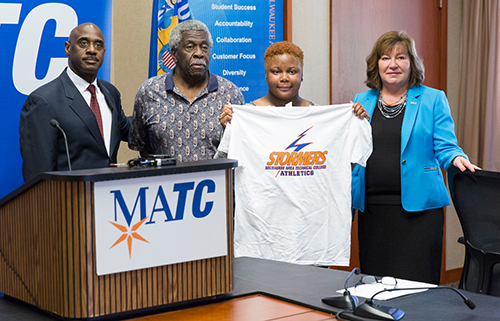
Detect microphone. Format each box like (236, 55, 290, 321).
(353, 286, 475, 320)
(322, 267, 361, 309)
(50, 119, 72, 171)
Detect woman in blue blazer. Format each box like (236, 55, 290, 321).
(351, 31, 479, 284)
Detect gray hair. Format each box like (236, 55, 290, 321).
(169, 20, 213, 51)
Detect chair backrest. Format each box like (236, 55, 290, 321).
(448, 166, 500, 249)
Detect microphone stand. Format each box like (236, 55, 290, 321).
(352, 286, 475, 320)
(50, 119, 72, 171)
(322, 267, 361, 309)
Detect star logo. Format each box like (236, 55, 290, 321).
(109, 216, 150, 259)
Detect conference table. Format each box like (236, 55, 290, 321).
(1, 256, 499, 320)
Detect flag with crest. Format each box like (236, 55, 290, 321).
(149, 0, 193, 77)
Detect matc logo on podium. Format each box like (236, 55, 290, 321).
(94, 170, 227, 275)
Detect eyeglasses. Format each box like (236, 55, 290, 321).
(354, 275, 398, 288)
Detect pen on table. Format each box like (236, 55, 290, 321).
(110, 163, 127, 167)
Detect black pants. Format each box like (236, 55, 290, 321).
(357, 204, 444, 284)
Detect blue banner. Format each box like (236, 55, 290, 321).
(0, 1, 113, 198)
(149, 0, 284, 103)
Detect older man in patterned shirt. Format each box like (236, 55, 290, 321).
(129, 20, 244, 162)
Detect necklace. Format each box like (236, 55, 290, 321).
(377, 90, 408, 118)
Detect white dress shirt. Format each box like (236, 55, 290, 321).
(66, 67, 112, 155)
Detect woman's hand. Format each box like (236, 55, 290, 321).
(351, 101, 370, 120)
(453, 156, 481, 172)
(218, 104, 234, 129)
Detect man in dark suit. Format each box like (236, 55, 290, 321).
(19, 23, 130, 182)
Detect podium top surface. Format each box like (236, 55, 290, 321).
(1, 158, 237, 206)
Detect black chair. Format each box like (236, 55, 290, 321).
(448, 166, 500, 296)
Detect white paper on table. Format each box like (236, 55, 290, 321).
(336, 278, 438, 300)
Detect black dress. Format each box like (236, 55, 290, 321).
(357, 104, 444, 284)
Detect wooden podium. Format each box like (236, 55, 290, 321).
(0, 159, 236, 319)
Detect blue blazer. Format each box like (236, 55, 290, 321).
(351, 85, 467, 212)
(19, 68, 130, 182)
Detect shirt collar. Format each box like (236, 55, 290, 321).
(165, 70, 218, 92)
(66, 67, 99, 94)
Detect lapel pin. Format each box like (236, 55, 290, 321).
(410, 102, 417, 105)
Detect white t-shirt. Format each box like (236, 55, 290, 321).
(222, 104, 372, 266)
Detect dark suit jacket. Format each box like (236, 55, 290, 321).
(19, 68, 130, 182)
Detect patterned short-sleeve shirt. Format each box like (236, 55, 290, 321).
(129, 72, 244, 162)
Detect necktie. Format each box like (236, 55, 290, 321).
(87, 84, 104, 140)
